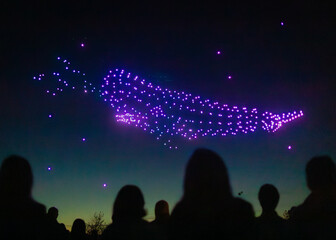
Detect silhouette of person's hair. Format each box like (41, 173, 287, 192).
(258, 184, 280, 212)
(306, 155, 336, 193)
(0, 155, 47, 239)
(0, 155, 33, 198)
(102, 185, 152, 240)
(47, 207, 59, 220)
(183, 148, 231, 201)
(112, 185, 146, 222)
(71, 218, 87, 240)
(288, 155, 336, 239)
(169, 148, 256, 240)
(151, 200, 170, 240)
(154, 200, 169, 222)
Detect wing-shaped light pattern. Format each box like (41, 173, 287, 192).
(35, 57, 304, 149)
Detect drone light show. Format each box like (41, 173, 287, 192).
(35, 56, 303, 149)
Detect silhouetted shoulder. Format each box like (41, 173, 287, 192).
(169, 201, 190, 227)
(172, 197, 254, 220)
(231, 197, 255, 217)
(170, 197, 256, 240)
(102, 185, 154, 240)
(288, 156, 336, 239)
(0, 198, 47, 240)
(293, 193, 336, 220)
(169, 201, 184, 217)
(229, 197, 256, 237)
(102, 219, 152, 240)
(0, 155, 48, 239)
(256, 214, 285, 223)
(28, 199, 47, 217)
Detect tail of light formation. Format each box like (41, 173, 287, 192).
(34, 56, 304, 149)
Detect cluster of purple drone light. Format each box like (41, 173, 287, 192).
(35, 56, 303, 149)
(35, 57, 96, 96)
(100, 68, 303, 148)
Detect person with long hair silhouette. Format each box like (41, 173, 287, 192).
(169, 148, 256, 240)
(101, 185, 153, 240)
(0, 155, 47, 239)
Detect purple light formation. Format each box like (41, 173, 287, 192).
(34, 57, 304, 149)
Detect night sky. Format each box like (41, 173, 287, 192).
(1, 1, 335, 228)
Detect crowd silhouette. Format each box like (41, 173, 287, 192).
(0, 150, 335, 239)
(46, 207, 69, 239)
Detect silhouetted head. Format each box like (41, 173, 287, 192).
(71, 218, 86, 235)
(258, 184, 280, 212)
(183, 148, 232, 201)
(112, 185, 146, 222)
(306, 156, 336, 193)
(155, 200, 169, 220)
(47, 207, 59, 220)
(0, 155, 33, 198)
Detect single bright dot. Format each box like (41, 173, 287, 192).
(103, 183, 107, 187)
(81, 43, 84, 47)
(281, 22, 284, 26)
(288, 145, 292, 150)
(47, 167, 52, 171)
(48, 114, 52, 118)
(217, 51, 221, 55)
(82, 138, 86, 142)
(57, 57, 61, 60)
(228, 75, 232, 79)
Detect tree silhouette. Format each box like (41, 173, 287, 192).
(87, 211, 106, 236)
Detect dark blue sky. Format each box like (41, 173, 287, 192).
(1, 1, 335, 226)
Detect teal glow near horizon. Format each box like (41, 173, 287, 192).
(1, 0, 334, 229)
(1, 123, 327, 226)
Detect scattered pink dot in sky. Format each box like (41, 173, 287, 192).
(48, 114, 52, 118)
(288, 145, 292, 150)
(82, 138, 86, 142)
(281, 22, 284, 26)
(81, 43, 84, 47)
(228, 75, 232, 79)
(217, 51, 221, 55)
(103, 183, 107, 187)
(47, 167, 51, 171)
